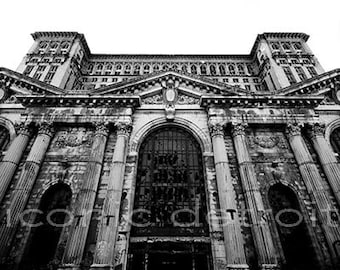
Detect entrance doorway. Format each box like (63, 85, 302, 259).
(128, 242, 212, 270)
(128, 126, 212, 269)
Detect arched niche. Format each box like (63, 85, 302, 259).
(20, 183, 72, 270)
(268, 183, 320, 270)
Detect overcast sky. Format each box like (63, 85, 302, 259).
(1, 0, 339, 71)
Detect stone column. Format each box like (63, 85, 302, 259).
(60, 123, 109, 270)
(286, 122, 340, 260)
(91, 122, 132, 270)
(0, 122, 32, 204)
(308, 123, 340, 207)
(231, 122, 278, 270)
(209, 122, 249, 269)
(0, 122, 53, 258)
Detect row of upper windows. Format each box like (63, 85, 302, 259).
(270, 41, 304, 52)
(277, 58, 314, 65)
(38, 41, 71, 51)
(82, 76, 260, 84)
(86, 63, 257, 76)
(80, 81, 265, 91)
(282, 65, 318, 84)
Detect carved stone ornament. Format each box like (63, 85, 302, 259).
(94, 122, 109, 137)
(142, 94, 163, 104)
(54, 128, 93, 148)
(253, 136, 278, 149)
(115, 121, 132, 136)
(38, 122, 54, 137)
(285, 122, 302, 137)
(331, 81, 340, 105)
(231, 122, 248, 137)
(208, 122, 225, 137)
(177, 94, 200, 105)
(307, 122, 325, 138)
(165, 104, 175, 121)
(15, 121, 32, 136)
(162, 78, 179, 106)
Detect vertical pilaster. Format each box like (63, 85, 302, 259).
(209, 122, 249, 269)
(91, 122, 132, 270)
(231, 122, 278, 270)
(0, 122, 53, 258)
(308, 123, 340, 206)
(286, 122, 340, 261)
(0, 122, 32, 204)
(60, 123, 109, 270)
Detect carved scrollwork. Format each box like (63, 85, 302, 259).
(177, 94, 199, 105)
(208, 122, 225, 137)
(231, 122, 248, 137)
(142, 94, 163, 104)
(285, 122, 302, 137)
(53, 128, 93, 148)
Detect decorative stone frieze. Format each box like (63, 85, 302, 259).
(231, 122, 247, 137)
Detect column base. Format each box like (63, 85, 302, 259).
(260, 264, 279, 270)
(90, 264, 114, 270)
(57, 264, 81, 270)
(227, 264, 249, 270)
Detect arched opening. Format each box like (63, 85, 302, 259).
(268, 184, 319, 270)
(128, 126, 211, 270)
(330, 127, 340, 157)
(20, 183, 72, 270)
(0, 125, 10, 156)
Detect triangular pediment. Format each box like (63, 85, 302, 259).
(92, 70, 248, 98)
(0, 67, 66, 97)
(277, 69, 340, 98)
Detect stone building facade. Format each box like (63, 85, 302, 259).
(0, 31, 339, 270)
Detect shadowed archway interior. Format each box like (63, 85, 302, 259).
(268, 184, 319, 270)
(20, 183, 72, 270)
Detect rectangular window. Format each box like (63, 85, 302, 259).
(243, 78, 249, 83)
(295, 66, 307, 81)
(37, 65, 46, 72)
(283, 66, 296, 84)
(33, 73, 42, 80)
(91, 78, 98, 82)
(245, 85, 251, 90)
(23, 65, 34, 76)
(255, 85, 261, 91)
(307, 66, 318, 77)
(223, 78, 229, 83)
(233, 78, 239, 83)
(102, 78, 108, 82)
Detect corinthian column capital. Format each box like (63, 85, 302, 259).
(38, 121, 54, 137)
(15, 121, 32, 136)
(94, 121, 109, 137)
(231, 122, 248, 137)
(115, 121, 132, 136)
(285, 122, 303, 137)
(208, 122, 225, 137)
(307, 122, 326, 139)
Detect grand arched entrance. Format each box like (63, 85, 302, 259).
(127, 126, 212, 270)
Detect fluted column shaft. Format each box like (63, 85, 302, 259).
(308, 123, 340, 207)
(91, 122, 131, 270)
(286, 123, 340, 260)
(0, 123, 31, 204)
(61, 123, 109, 269)
(232, 123, 278, 269)
(0, 122, 53, 258)
(209, 122, 249, 269)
